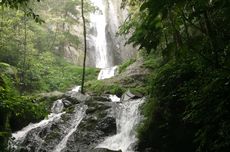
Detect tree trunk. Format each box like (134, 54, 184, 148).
(81, 0, 87, 94)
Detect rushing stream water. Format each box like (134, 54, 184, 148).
(97, 98, 144, 152)
(52, 105, 87, 152)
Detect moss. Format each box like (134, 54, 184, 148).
(65, 106, 75, 114)
(45, 131, 60, 141)
(85, 80, 125, 96)
(118, 58, 136, 73)
(129, 86, 148, 96)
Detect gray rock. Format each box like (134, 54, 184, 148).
(64, 92, 91, 104)
(62, 99, 72, 107)
(10, 94, 117, 152)
(91, 95, 110, 102)
(121, 90, 139, 101)
(91, 148, 122, 152)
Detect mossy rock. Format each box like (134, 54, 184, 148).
(0, 62, 17, 76)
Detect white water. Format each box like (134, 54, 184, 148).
(97, 65, 118, 80)
(12, 113, 65, 143)
(52, 99, 64, 114)
(109, 94, 120, 102)
(97, 98, 145, 152)
(90, 0, 109, 68)
(71, 85, 81, 92)
(53, 104, 87, 152)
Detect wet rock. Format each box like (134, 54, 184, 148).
(10, 94, 117, 152)
(62, 99, 72, 107)
(64, 98, 116, 152)
(91, 148, 122, 152)
(64, 92, 91, 104)
(121, 90, 142, 101)
(91, 95, 110, 102)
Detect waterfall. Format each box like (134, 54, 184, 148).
(97, 66, 118, 80)
(90, 0, 111, 68)
(97, 98, 145, 152)
(89, 0, 119, 80)
(7, 1, 142, 151)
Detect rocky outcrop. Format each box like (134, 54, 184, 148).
(62, 95, 116, 152)
(10, 92, 117, 152)
(105, 0, 137, 65)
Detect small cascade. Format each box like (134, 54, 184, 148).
(96, 98, 145, 152)
(8, 88, 87, 152)
(9, 99, 66, 151)
(109, 94, 120, 102)
(53, 104, 87, 152)
(71, 85, 81, 92)
(97, 66, 118, 80)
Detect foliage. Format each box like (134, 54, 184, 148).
(85, 80, 125, 96)
(0, 0, 44, 23)
(121, 0, 230, 151)
(0, 0, 97, 150)
(0, 0, 96, 94)
(0, 74, 48, 150)
(20, 52, 99, 93)
(118, 58, 136, 74)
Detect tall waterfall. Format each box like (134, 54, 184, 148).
(89, 0, 111, 68)
(89, 0, 118, 80)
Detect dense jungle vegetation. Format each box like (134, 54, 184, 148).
(0, 0, 230, 151)
(120, 0, 230, 151)
(0, 0, 98, 150)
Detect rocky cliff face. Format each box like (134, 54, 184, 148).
(73, 0, 137, 67)
(105, 0, 137, 65)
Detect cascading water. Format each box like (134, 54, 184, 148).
(90, 0, 110, 68)
(8, 88, 87, 152)
(97, 98, 145, 152)
(89, 0, 119, 80)
(53, 104, 87, 152)
(9, 100, 66, 151)
(97, 65, 118, 80)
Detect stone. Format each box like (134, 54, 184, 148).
(121, 90, 137, 101)
(64, 92, 91, 104)
(62, 99, 72, 107)
(91, 148, 122, 152)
